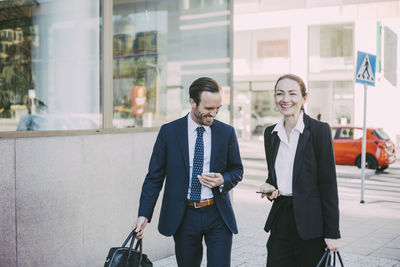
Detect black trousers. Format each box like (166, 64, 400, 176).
(266, 196, 325, 267)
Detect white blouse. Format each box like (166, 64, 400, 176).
(272, 112, 305, 196)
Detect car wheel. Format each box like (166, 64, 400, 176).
(355, 154, 378, 170)
(376, 165, 388, 173)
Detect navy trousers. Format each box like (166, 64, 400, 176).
(173, 204, 232, 267)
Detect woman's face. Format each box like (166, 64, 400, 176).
(274, 78, 306, 118)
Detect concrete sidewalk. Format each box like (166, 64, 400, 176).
(153, 140, 400, 266)
(154, 186, 400, 267)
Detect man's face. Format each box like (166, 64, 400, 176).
(190, 91, 222, 126)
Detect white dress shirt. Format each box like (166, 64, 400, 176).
(273, 112, 305, 196)
(187, 113, 213, 200)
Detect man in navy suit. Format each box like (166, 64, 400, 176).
(133, 77, 243, 267)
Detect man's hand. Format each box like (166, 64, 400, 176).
(324, 238, 339, 253)
(198, 173, 224, 188)
(259, 183, 280, 200)
(132, 216, 148, 239)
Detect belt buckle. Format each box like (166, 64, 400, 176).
(193, 201, 200, 208)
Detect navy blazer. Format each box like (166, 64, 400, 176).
(138, 115, 243, 236)
(264, 113, 341, 240)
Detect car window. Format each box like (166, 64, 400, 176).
(337, 128, 353, 139)
(372, 128, 390, 140)
(331, 128, 337, 139)
(353, 129, 363, 140)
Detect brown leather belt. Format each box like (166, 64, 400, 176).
(186, 198, 215, 208)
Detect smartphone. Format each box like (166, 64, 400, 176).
(256, 190, 274, 195)
(202, 172, 215, 177)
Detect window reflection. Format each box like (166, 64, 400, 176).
(309, 24, 353, 73)
(308, 80, 354, 126)
(233, 81, 280, 140)
(112, 0, 231, 128)
(0, 0, 231, 132)
(0, 0, 101, 131)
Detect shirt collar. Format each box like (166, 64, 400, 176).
(295, 111, 305, 134)
(188, 112, 211, 134)
(272, 111, 305, 134)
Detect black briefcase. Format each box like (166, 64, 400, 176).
(104, 230, 152, 267)
(316, 250, 344, 267)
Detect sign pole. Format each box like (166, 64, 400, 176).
(355, 50, 376, 204)
(360, 83, 368, 204)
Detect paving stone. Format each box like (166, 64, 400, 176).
(152, 145, 400, 266)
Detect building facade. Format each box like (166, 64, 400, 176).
(234, 0, 400, 150)
(0, 0, 233, 266)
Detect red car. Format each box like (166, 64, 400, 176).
(332, 126, 396, 172)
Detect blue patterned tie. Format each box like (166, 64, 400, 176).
(190, 126, 205, 202)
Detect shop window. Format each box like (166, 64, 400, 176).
(0, 0, 101, 131)
(112, 0, 231, 128)
(0, 0, 231, 132)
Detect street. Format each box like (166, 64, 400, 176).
(154, 141, 400, 266)
(232, 140, 400, 266)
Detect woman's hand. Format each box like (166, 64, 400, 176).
(259, 183, 280, 200)
(324, 238, 339, 253)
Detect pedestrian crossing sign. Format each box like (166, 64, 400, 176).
(355, 51, 376, 86)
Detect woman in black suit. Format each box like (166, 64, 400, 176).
(259, 74, 340, 267)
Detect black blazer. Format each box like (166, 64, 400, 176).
(264, 113, 340, 240)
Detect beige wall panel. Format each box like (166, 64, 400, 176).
(12, 132, 173, 267)
(0, 139, 16, 266)
(15, 136, 85, 266)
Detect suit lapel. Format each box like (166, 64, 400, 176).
(292, 115, 311, 186)
(210, 121, 219, 172)
(175, 116, 190, 177)
(270, 131, 280, 185)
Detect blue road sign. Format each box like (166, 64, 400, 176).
(355, 51, 376, 86)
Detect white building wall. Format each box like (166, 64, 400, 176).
(354, 18, 400, 141)
(234, 1, 400, 143)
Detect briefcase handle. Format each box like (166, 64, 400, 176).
(316, 250, 344, 267)
(121, 230, 144, 261)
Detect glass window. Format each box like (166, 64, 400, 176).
(333, 80, 353, 125)
(0, 0, 101, 131)
(112, 0, 232, 128)
(309, 24, 353, 72)
(353, 128, 363, 140)
(257, 40, 289, 58)
(253, 27, 290, 74)
(308, 81, 331, 122)
(250, 90, 279, 136)
(337, 128, 353, 139)
(331, 128, 337, 139)
(373, 128, 390, 141)
(308, 80, 354, 126)
(319, 25, 352, 58)
(0, 0, 232, 132)
(233, 81, 280, 138)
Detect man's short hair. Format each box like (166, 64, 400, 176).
(189, 77, 220, 106)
